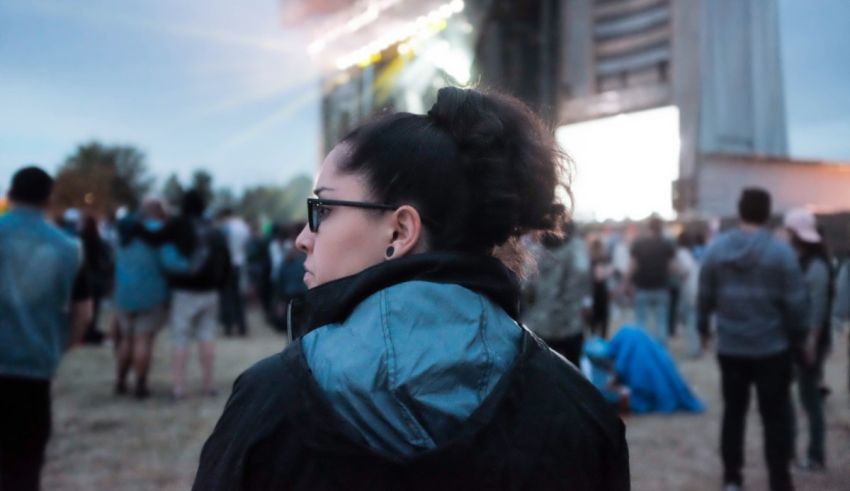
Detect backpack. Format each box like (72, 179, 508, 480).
(183, 220, 232, 289)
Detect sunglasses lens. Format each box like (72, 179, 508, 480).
(309, 201, 320, 232)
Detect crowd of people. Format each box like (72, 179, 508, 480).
(2, 87, 850, 491)
(0, 166, 308, 489)
(523, 188, 850, 491)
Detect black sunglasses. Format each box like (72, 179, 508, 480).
(307, 198, 397, 232)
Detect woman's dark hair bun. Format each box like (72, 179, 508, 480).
(338, 86, 570, 266)
(425, 87, 569, 251)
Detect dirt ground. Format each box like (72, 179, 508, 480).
(43, 307, 850, 490)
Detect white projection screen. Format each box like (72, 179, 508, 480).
(556, 106, 680, 222)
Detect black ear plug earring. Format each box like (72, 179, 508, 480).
(385, 246, 395, 259)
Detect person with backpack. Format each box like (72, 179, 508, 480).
(159, 190, 231, 399)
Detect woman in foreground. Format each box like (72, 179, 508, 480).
(193, 87, 629, 490)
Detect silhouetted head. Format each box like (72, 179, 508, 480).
(8, 166, 53, 207)
(647, 215, 663, 236)
(181, 189, 206, 217)
(738, 188, 771, 225)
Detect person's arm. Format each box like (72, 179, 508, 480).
(833, 261, 850, 324)
(69, 300, 93, 349)
(667, 242, 680, 278)
(132, 219, 171, 246)
(159, 243, 192, 274)
(623, 247, 637, 298)
(696, 252, 716, 344)
(802, 260, 829, 363)
(625, 249, 637, 285)
(67, 270, 93, 350)
(781, 247, 809, 345)
(602, 419, 631, 491)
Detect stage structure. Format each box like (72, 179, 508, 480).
(286, 0, 850, 220)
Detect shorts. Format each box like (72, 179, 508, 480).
(170, 290, 218, 347)
(115, 307, 167, 336)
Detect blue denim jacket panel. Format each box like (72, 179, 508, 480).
(114, 220, 171, 312)
(302, 281, 522, 457)
(0, 209, 81, 379)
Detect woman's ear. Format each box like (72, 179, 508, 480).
(387, 205, 423, 258)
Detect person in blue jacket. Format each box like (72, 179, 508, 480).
(112, 197, 171, 399)
(193, 87, 629, 490)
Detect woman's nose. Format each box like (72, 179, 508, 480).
(295, 223, 312, 253)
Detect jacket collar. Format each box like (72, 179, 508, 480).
(287, 251, 520, 341)
(7, 206, 46, 219)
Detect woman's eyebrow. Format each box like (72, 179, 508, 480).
(313, 186, 334, 196)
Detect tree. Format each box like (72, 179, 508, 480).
(162, 169, 222, 213)
(191, 169, 214, 205)
(214, 187, 238, 210)
(237, 175, 312, 225)
(162, 173, 184, 210)
(52, 142, 154, 215)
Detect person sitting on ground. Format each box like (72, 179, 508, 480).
(583, 326, 705, 415)
(193, 87, 629, 490)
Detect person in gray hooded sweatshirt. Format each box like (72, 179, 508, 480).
(698, 188, 807, 491)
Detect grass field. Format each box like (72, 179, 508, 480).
(43, 307, 850, 490)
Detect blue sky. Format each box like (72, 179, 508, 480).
(0, 0, 321, 193)
(779, 0, 850, 161)
(1, 0, 849, 194)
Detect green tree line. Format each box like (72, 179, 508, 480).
(52, 141, 311, 224)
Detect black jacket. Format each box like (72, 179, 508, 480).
(193, 253, 630, 490)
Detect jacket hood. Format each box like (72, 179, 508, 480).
(287, 251, 521, 341)
(715, 228, 774, 270)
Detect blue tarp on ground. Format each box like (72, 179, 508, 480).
(586, 326, 706, 414)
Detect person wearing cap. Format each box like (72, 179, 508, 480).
(783, 207, 831, 471)
(698, 188, 807, 491)
(0, 166, 93, 490)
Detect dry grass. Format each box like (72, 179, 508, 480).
(43, 307, 850, 490)
(44, 308, 284, 490)
(627, 328, 850, 491)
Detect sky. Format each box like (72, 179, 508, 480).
(778, 0, 850, 161)
(0, 0, 321, 194)
(1, 0, 849, 194)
